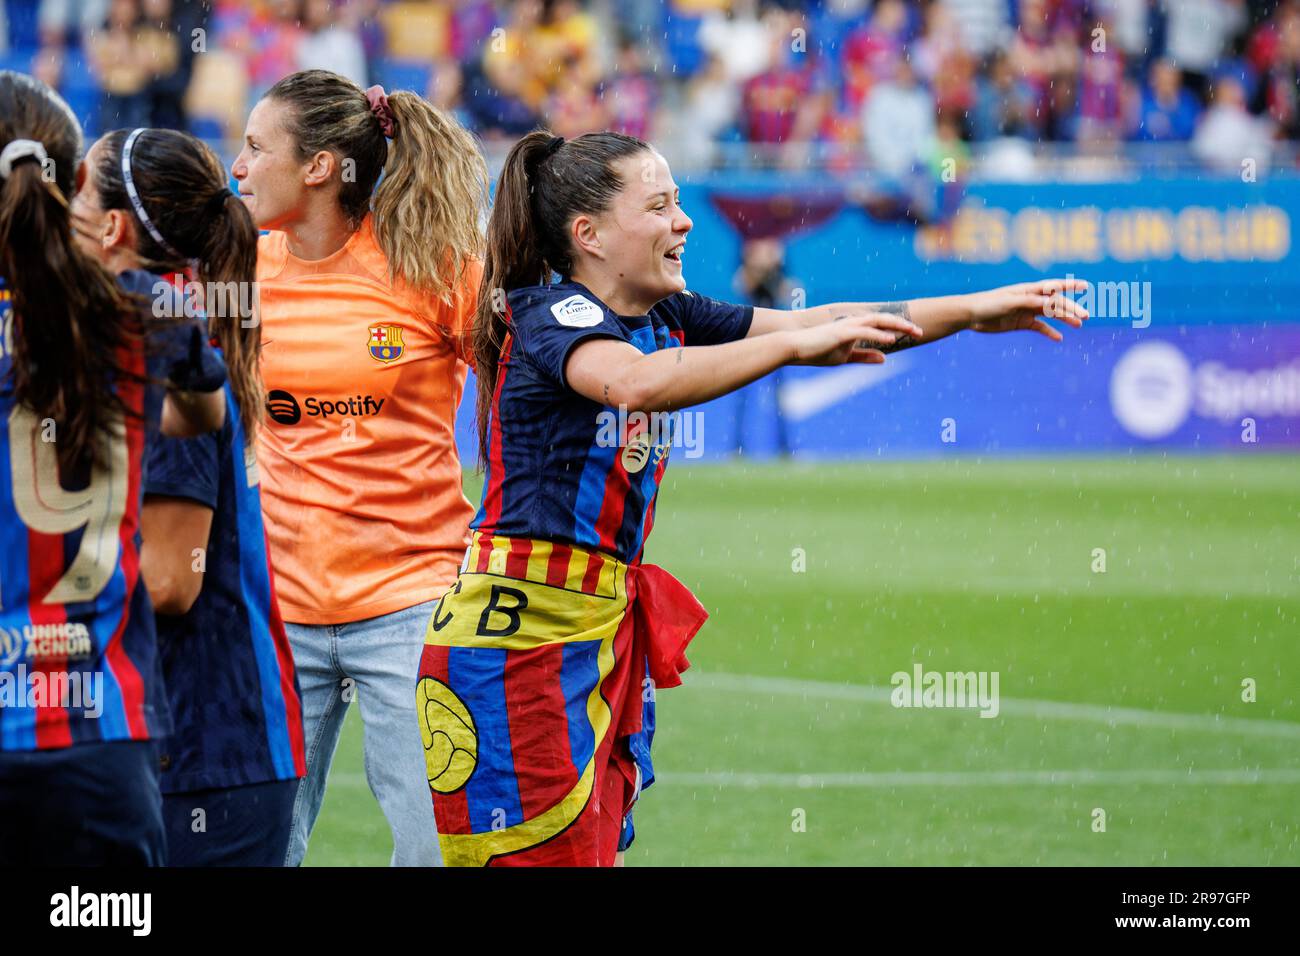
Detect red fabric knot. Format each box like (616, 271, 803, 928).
(626, 563, 708, 691)
(365, 85, 395, 138)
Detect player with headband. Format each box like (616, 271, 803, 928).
(71, 125, 306, 866)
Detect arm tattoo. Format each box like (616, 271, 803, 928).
(870, 301, 918, 353)
(676, 349, 684, 364)
(603, 383, 610, 405)
(833, 302, 919, 352)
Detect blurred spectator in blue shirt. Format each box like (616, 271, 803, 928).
(971, 49, 1037, 140)
(1134, 58, 1200, 141)
(461, 51, 541, 141)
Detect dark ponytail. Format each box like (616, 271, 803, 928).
(93, 128, 262, 438)
(197, 191, 261, 439)
(0, 71, 143, 474)
(473, 128, 648, 466)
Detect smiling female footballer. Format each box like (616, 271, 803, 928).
(417, 129, 1088, 867)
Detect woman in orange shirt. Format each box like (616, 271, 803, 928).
(231, 69, 487, 866)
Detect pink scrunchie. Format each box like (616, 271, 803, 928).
(365, 85, 395, 138)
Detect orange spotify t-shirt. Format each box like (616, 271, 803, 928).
(255, 216, 479, 625)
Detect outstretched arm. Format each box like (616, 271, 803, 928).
(565, 312, 923, 414)
(747, 279, 1090, 352)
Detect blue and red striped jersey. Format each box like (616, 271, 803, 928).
(0, 270, 226, 752)
(147, 364, 307, 792)
(473, 281, 752, 563)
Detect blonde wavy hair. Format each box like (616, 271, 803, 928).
(266, 70, 487, 302)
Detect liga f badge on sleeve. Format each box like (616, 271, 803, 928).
(368, 324, 405, 363)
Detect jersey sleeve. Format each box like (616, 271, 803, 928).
(117, 269, 227, 393)
(151, 321, 228, 393)
(144, 429, 221, 510)
(508, 289, 629, 390)
(659, 290, 753, 346)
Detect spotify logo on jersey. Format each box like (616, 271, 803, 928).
(266, 390, 302, 425)
(265, 389, 387, 426)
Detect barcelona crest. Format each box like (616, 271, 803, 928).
(368, 324, 405, 363)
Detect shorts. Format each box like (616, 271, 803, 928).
(0, 739, 165, 866)
(163, 778, 296, 866)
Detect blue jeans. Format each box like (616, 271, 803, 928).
(283, 600, 439, 866)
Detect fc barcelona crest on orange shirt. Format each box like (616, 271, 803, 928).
(368, 325, 405, 363)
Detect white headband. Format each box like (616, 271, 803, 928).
(121, 128, 184, 260)
(0, 139, 48, 179)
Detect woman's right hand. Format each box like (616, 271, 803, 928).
(785, 312, 924, 366)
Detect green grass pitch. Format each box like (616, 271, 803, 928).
(303, 454, 1299, 866)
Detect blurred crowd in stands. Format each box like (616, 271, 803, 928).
(1, 0, 1297, 172)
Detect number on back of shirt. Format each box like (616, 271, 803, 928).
(5, 404, 128, 606)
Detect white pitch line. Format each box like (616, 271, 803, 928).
(323, 673, 1300, 794)
(654, 769, 1300, 788)
(705, 574, 1298, 600)
(689, 672, 1300, 739)
(325, 768, 1300, 792)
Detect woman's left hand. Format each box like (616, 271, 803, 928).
(966, 279, 1091, 341)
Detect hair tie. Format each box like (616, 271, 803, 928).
(121, 128, 184, 259)
(204, 188, 232, 217)
(365, 85, 395, 138)
(0, 139, 48, 179)
(546, 136, 565, 156)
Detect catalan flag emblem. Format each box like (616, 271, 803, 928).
(368, 324, 405, 363)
